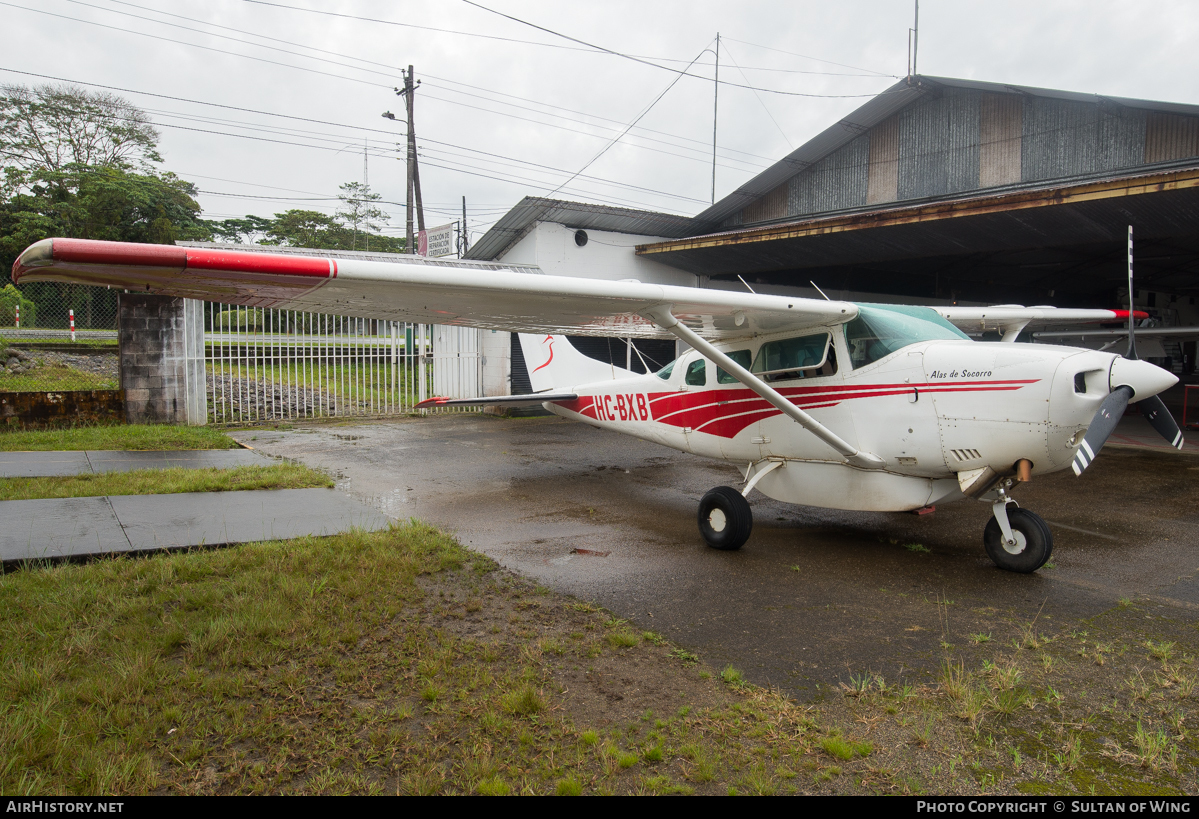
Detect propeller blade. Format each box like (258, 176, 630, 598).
(1072, 385, 1133, 476)
(1139, 393, 1186, 451)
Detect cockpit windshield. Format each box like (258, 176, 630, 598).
(845, 304, 970, 368)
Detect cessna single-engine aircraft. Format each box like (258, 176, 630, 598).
(12, 229, 1184, 573)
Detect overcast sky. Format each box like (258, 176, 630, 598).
(5, 0, 1199, 246)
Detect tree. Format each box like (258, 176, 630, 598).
(0, 84, 161, 180)
(336, 182, 387, 251)
(204, 215, 274, 245)
(0, 164, 211, 327)
(209, 180, 407, 253)
(262, 210, 348, 249)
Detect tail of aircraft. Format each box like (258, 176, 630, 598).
(517, 333, 635, 392)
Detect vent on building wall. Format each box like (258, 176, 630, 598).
(574, 230, 588, 247)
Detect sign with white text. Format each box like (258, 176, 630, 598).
(420, 223, 456, 257)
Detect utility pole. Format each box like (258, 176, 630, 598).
(396, 66, 427, 254)
(712, 33, 720, 205)
(461, 195, 469, 257)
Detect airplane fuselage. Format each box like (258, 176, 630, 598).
(545, 330, 1123, 512)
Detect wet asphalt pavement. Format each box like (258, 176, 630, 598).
(233, 414, 1199, 698)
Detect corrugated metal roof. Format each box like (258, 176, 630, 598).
(692, 75, 1199, 230)
(634, 161, 1199, 288)
(464, 197, 696, 261)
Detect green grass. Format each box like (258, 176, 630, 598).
(0, 365, 116, 392)
(819, 735, 873, 761)
(4, 516, 1195, 796)
(0, 524, 834, 796)
(0, 424, 240, 451)
(0, 463, 331, 501)
(2, 340, 118, 349)
(0, 523, 467, 795)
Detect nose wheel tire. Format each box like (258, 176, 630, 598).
(698, 486, 753, 551)
(983, 508, 1053, 573)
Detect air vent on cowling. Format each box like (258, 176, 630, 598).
(950, 448, 982, 462)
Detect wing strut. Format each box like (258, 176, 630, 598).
(641, 307, 886, 470)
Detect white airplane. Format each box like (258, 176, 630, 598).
(12, 229, 1184, 573)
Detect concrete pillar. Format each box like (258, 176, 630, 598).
(118, 294, 206, 425)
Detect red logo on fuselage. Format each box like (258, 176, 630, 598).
(531, 335, 555, 373)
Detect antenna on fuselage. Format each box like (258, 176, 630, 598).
(810, 280, 832, 301)
(737, 275, 757, 295)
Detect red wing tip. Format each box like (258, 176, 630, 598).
(1110, 309, 1150, 320)
(415, 397, 452, 408)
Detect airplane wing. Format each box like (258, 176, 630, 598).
(13, 238, 854, 341)
(1032, 326, 1199, 340)
(1031, 325, 1199, 355)
(933, 305, 1145, 341)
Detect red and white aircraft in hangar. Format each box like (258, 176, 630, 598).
(13, 233, 1184, 573)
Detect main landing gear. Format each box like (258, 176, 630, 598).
(698, 460, 781, 551)
(985, 486, 1053, 573)
(698, 487, 753, 551)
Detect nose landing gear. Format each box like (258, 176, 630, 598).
(984, 488, 1053, 573)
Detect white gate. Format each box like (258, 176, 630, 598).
(430, 325, 482, 401)
(203, 303, 478, 423)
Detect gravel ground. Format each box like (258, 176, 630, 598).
(206, 372, 402, 421)
(31, 351, 120, 379)
(2, 349, 119, 385)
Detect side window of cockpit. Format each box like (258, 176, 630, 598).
(845, 315, 887, 368)
(750, 333, 833, 382)
(656, 360, 676, 381)
(685, 359, 707, 386)
(716, 350, 751, 384)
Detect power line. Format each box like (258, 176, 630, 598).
(61, 0, 405, 86)
(722, 41, 793, 151)
(419, 80, 771, 168)
(242, 0, 887, 77)
(105, 0, 410, 75)
(721, 36, 894, 77)
(61, 0, 776, 167)
(0, 2, 393, 88)
(139, 106, 710, 204)
(242, 0, 604, 56)
(0, 67, 716, 205)
(458, 0, 892, 98)
(550, 44, 711, 197)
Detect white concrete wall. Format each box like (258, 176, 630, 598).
(485, 221, 697, 400)
(499, 222, 697, 287)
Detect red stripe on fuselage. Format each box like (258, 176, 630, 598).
(564, 378, 1040, 439)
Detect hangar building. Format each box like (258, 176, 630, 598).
(467, 75, 1199, 395)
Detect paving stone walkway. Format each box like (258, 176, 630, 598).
(0, 487, 390, 563)
(0, 449, 269, 477)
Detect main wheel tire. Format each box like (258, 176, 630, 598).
(698, 486, 753, 551)
(983, 507, 1053, 573)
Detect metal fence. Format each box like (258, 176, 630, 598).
(0, 280, 484, 422)
(204, 303, 481, 424)
(1, 279, 120, 392)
